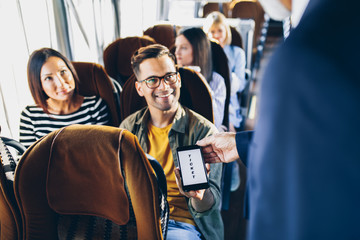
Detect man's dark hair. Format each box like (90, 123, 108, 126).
(131, 44, 176, 77)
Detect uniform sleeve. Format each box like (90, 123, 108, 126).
(235, 130, 254, 167)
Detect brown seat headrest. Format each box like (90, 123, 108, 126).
(144, 24, 177, 50)
(103, 36, 156, 84)
(46, 125, 129, 225)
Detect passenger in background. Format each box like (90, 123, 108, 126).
(20, 48, 111, 149)
(175, 27, 226, 130)
(120, 44, 223, 240)
(203, 11, 247, 132)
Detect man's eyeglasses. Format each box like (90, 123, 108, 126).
(138, 72, 178, 89)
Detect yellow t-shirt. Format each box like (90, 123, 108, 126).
(147, 122, 195, 226)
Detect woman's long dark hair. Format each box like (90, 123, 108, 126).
(27, 48, 80, 113)
(178, 27, 213, 82)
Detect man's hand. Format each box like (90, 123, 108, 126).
(196, 132, 239, 164)
(174, 167, 214, 213)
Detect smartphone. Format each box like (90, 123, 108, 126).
(176, 145, 209, 191)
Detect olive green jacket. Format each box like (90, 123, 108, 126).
(120, 104, 224, 240)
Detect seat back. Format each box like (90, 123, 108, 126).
(230, 26, 244, 49)
(103, 36, 156, 87)
(120, 67, 214, 123)
(73, 61, 120, 127)
(230, 0, 265, 66)
(203, 3, 220, 17)
(0, 137, 25, 240)
(210, 41, 231, 128)
(14, 125, 168, 240)
(143, 24, 178, 50)
(202, 2, 231, 17)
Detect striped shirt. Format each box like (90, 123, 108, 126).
(19, 96, 111, 149)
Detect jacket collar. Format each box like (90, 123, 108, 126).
(134, 104, 188, 134)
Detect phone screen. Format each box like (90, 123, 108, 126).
(176, 145, 209, 191)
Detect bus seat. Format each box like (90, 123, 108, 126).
(229, 0, 265, 66)
(230, 26, 244, 49)
(0, 135, 25, 240)
(143, 24, 178, 50)
(178, 67, 214, 123)
(72, 61, 121, 127)
(210, 40, 230, 129)
(14, 125, 168, 240)
(119, 74, 146, 122)
(103, 36, 156, 87)
(202, 2, 231, 17)
(120, 67, 214, 124)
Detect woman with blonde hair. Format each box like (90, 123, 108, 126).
(204, 11, 247, 132)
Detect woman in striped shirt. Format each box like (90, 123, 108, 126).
(20, 48, 111, 149)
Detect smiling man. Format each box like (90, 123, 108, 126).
(120, 44, 223, 240)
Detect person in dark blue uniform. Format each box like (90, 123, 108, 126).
(197, 0, 360, 239)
